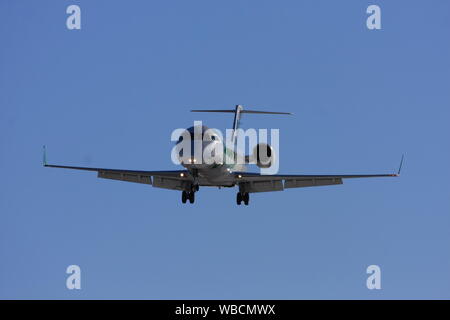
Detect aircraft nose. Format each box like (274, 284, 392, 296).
(177, 140, 219, 167)
(186, 156, 198, 164)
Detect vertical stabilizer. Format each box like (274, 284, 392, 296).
(231, 105, 243, 144)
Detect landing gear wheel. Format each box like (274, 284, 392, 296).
(236, 192, 242, 205)
(189, 192, 195, 204)
(243, 192, 249, 206)
(181, 191, 187, 203)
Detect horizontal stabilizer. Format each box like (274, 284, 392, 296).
(191, 105, 292, 143)
(191, 109, 292, 115)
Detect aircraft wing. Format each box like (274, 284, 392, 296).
(233, 172, 399, 193)
(45, 163, 191, 191)
(232, 156, 403, 193)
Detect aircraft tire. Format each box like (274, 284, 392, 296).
(243, 192, 249, 205)
(236, 192, 242, 205)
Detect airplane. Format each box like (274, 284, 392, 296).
(44, 105, 403, 205)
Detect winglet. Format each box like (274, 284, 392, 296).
(43, 145, 47, 166)
(396, 154, 404, 176)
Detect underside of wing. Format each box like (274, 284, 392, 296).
(45, 164, 191, 191)
(233, 172, 398, 193)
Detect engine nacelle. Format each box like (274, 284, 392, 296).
(252, 143, 274, 168)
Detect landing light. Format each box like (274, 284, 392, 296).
(238, 174, 242, 178)
(180, 173, 185, 177)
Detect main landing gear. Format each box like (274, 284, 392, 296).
(181, 190, 195, 204)
(236, 192, 249, 206)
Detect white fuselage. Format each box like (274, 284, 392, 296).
(177, 125, 246, 187)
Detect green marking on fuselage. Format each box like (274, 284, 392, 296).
(223, 145, 240, 170)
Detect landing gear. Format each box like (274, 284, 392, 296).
(243, 192, 249, 205)
(236, 192, 249, 206)
(181, 190, 195, 204)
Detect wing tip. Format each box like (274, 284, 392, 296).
(397, 154, 405, 176)
(42, 145, 47, 166)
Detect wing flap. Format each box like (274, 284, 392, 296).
(153, 176, 190, 191)
(284, 177, 343, 188)
(240, 180, 284, 193)
(98, 170, 152, 185)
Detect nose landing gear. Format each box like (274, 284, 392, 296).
(236, 192, 249, 206)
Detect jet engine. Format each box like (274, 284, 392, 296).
(252, 143, 274, 168)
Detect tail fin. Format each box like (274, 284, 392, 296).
(191, 105, 292, 143)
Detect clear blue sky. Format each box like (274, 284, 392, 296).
(1, 0, 449, 299)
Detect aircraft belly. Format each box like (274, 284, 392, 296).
(196, 166, 234, 187)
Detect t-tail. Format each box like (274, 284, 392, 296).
(191, 105, 292, 143)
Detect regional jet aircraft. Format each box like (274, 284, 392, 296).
(44, 105, 402, 205)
